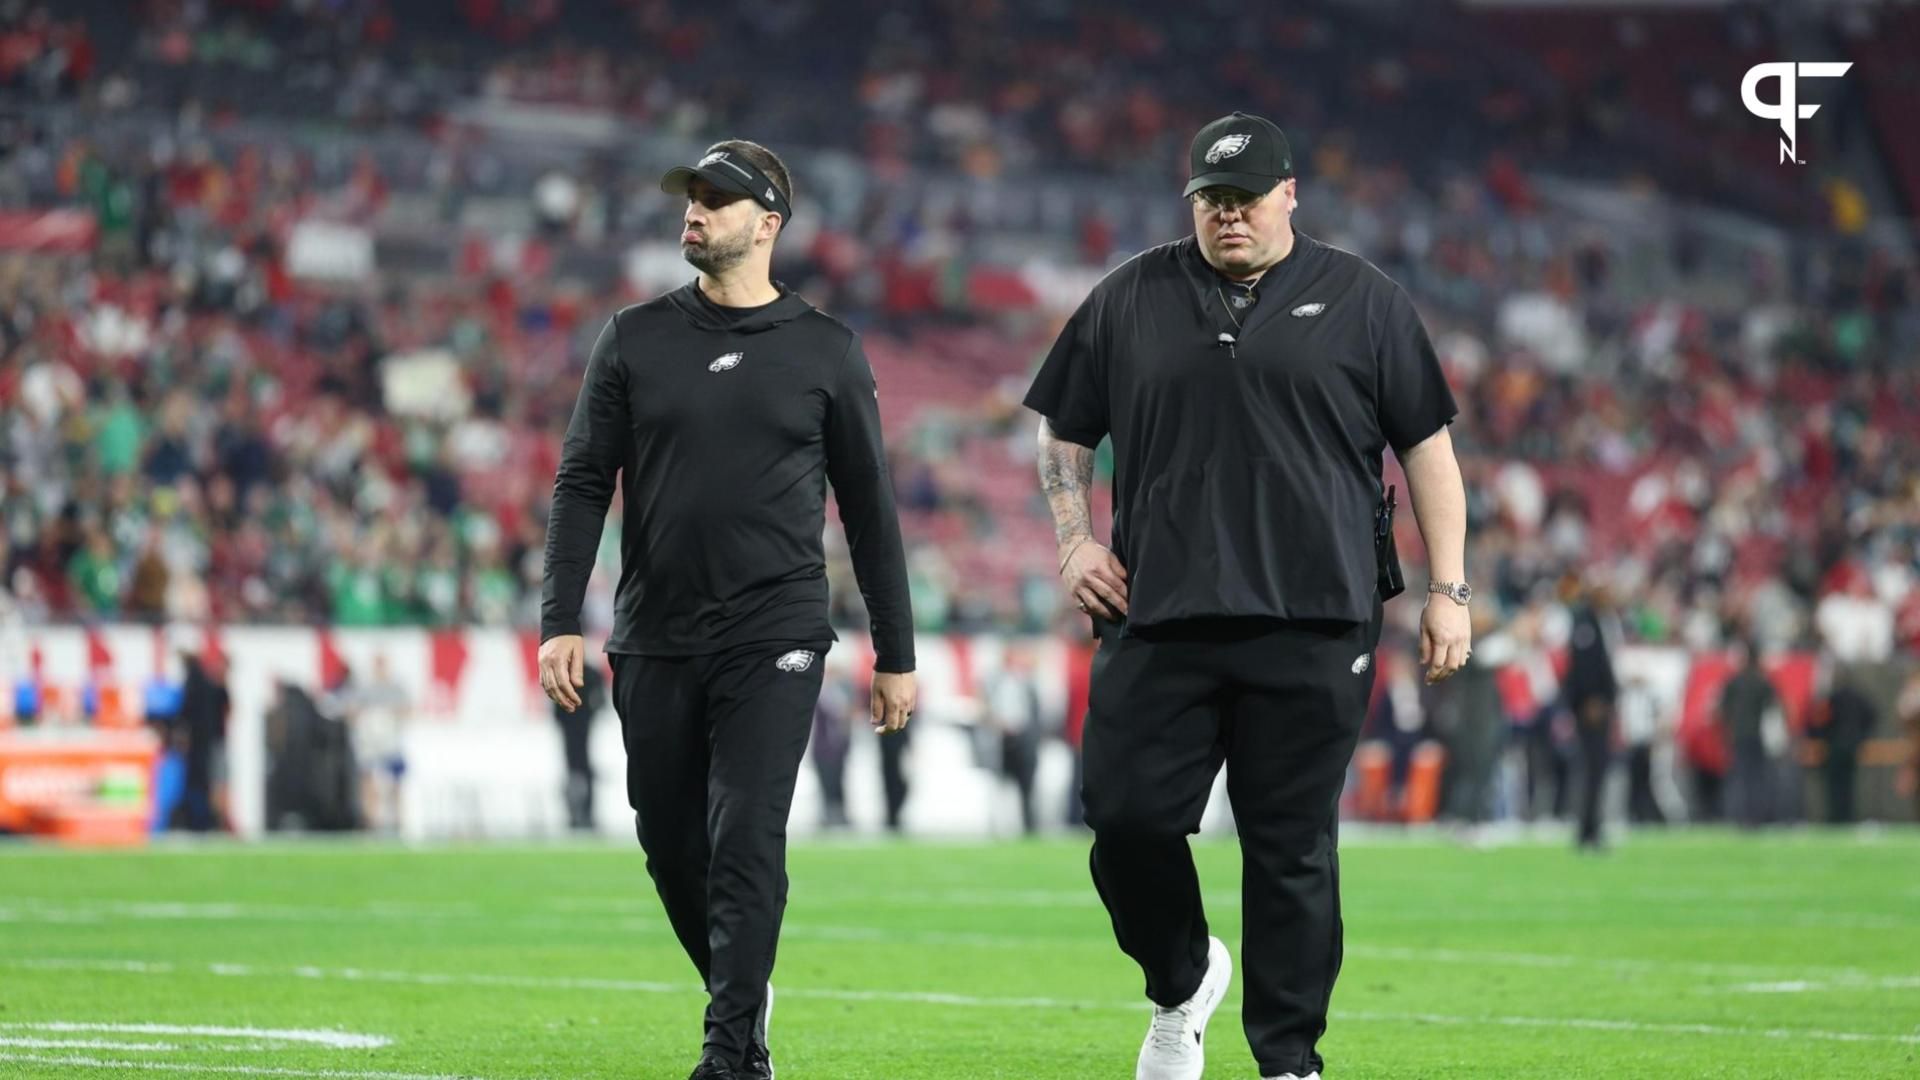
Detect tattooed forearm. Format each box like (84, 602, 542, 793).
(1036, 418, 1096, 549)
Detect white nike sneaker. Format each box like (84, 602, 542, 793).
(1262, 1073, 1321, 1080)
(1136, 936, 1232, 1080)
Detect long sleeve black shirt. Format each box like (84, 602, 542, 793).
(541, 282, 915, 672)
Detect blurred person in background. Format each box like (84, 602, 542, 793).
(553, 658, 606, 832)
(982, 641, 1045, 836)
(1509, 600, 1570, 823)
(1719, 636, 1783, 829)
(1618, 671, 1668, 826)
(1025, 112, 1467, 1080)
(1563, 576, 1622, 851)
(1817, 666, 1875, 825)
(537, 140, 916, 1080)
(1895, 670, 1920, 820)
(351, 653, 413, 835)
(174, 648, 229, 833)
(1366, 646, 1431, 802)
(1437, 603, 1510, 838)
(876, 664, 912, 834)
(809, 666, 856, 830)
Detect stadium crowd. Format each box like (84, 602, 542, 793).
(2, 0, 1917, 674)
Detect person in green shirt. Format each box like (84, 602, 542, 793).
(68, 529, 123, 615)
(328, 547, 391, 626)
(94, 386, 146, 477)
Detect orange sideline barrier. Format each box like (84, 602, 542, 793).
(0, 729, 158, 846)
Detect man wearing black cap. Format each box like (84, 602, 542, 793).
(538, 138, 918, 1080)
(1025, 112, 1470, 1080)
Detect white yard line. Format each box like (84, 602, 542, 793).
(1721, 976, 1920, 994)
(12, 898, 1907, 982)
(1341, 944, 1886, 981)
(1335, 1010, 1920, 1045)
(15, 935, 1911, 988)
(0, 1053, 492, 1079)
(0, 1037, 180, 1051)
(9, 956, 1920, 1047)
(0, 1024, 389, 1050)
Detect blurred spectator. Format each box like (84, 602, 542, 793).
(982, 642, 1044, 837)
(553, 658, 605, 833)
(351, 653, 413, 834)
(1718, 637, 1784, 828)
(810, 667, 857, 830)
(1433, 605, 1508, 835)
(1897, 670, 1920, 820)
(1564, 577, 1623, 851)
(1618, 671, 1668, 825)
(872, 671, 910, 834)
(1819, 669, 1875, 825)
(174, 649, 230, 833)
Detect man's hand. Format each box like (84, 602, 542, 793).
(1420, 599, 1473, 684)
(539, 634, 587, 712)
(1060, 538, 1129, 620)
(871, 671, 917, 735)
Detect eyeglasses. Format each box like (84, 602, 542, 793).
(1191, 187, 1265, 213)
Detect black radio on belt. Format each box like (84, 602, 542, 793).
(1375, 484, 1406, 601)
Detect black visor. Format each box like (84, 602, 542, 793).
(661, 150, 793, 223)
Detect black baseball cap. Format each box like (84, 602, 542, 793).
(1183, 112, 1294, 198)
(661, 148, 793, 223)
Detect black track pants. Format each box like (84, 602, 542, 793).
(1082, 602, 1382, 1079)
(611, 641, 828, 1064)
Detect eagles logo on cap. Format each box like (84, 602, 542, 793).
(1204, 134, 1252, 164)
(1184, 111, 1294, 199)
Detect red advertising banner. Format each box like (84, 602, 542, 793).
(0, 729, 158, 845)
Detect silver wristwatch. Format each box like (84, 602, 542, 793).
(1428, 580, 1472, 606)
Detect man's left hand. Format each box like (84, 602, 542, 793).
(871, 671, 917, 734)
(1420, 598, 1473, 684)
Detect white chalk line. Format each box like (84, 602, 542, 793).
(1341, 944, 1898, 982)
(0, 1037, 181, 1051)
(11, 897, 1913, 981)
(15, 932, 1911, 987)
(0, 1053, 489, 1079)
(13, 890, 1916, 938)
(9, 956, 1920, 1048)
(1721, 976, 1920, 994)
(0, 1023, 390, 1050)
(1338, 1010, 1920, 1045)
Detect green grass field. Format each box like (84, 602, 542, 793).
(2, 831, 1917, 1079)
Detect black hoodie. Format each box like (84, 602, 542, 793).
(541, 282, 914, 672)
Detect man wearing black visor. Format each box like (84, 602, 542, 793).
(1024, 112, 1470, 1080)
(539, 139, 917, 1080)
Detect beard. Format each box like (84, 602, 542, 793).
(682, 226, 753, 275)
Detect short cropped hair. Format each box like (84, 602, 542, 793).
(705, 139, 793, 221)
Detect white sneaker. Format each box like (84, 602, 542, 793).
(1263, 1073, 1321, 1080)
(1136, 936, 1232, 1080)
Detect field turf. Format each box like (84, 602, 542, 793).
(2, 830, 1917, 1078)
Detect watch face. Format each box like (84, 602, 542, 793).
(1457, 583, 1473, 601)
